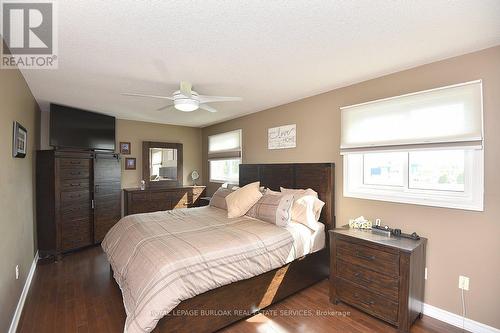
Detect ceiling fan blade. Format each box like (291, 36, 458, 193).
(198, 95, 242, 103)
(180, 81, 192, 98)
(199, 104, 218, 113)
(157, 104, 175, 111)
(121, 92, 173, 100)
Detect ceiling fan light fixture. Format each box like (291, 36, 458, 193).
(174, 99, 199, 112)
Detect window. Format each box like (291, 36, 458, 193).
(341, 81, 484, 211)
(208, 129, 242, 183)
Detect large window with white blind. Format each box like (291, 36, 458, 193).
(341, 81, 484, 211)
(208, 129, 242, 183)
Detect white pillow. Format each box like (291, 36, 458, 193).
(280, 187, 323, 220)
(289, 195, 325, 231)
(225, 182, 263, 218)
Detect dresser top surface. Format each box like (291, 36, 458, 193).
(332, 228, 427, 252)
(123, 185, 205, 193)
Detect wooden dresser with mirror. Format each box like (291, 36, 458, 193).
(124, 141, 205, 216)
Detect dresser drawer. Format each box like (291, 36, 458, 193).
(336, 238, 399, 276)
(60, 190, 89, 205)
(59, 158, 90, 169)
(59, 168, 90, 180)
(337, 259, 399, 301)
(61, 217, 92, 251)
(60, 179, 90, 191)
(60, 203, 91, 220)
(336, 278, 398, 324)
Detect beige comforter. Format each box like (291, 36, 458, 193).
(102, 206, 305, 333)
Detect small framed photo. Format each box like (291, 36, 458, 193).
(125, 157, 136, 170)
(13, 121, 27, 158)
(120, 142, 131, 155)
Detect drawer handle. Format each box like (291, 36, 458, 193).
(355, 252, 375, 261)
(354, 272, 373, 285)
(70, 183, 81, 187)
(70, 161, 81, 165)
(354, 293, 375, 306)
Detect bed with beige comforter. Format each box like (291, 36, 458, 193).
(102, 206, 322, 333)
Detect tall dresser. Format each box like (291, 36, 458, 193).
(330, 229, 426, 333)
(36, 149, 121, 258)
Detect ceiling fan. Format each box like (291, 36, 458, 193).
(121, 81, 242, 113)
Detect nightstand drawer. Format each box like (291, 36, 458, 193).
(337, 259, 399, 301)
(336, 278, 398, 324)
(336, 238, 399, 276)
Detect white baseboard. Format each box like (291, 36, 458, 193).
(8, 251, 38, 333)
(423, 303, 500, 333)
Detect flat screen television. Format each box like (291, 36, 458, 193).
(50, 104, 116, 151)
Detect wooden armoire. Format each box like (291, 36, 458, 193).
(36, 149, 121, 258)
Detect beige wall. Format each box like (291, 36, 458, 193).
(116, 119, 202, 188)
(0, 69, 38, 331)
(202, 46, 500, 328)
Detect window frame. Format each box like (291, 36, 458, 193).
(208, 129, 242, 184)
(343, 148, 484, 211)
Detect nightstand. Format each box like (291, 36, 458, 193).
(329, 229, 427, 333)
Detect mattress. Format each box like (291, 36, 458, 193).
(102, 206, 324, 333)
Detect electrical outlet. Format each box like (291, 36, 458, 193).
(15, 265, 19, 280)
(458, 275, 470, 291)
(424, 267, 428, 280)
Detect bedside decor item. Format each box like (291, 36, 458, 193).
(125, 157, 136, 170)
(191, 170, 200, 185)
(348, 216, 372, 229)
(12, 121, 27, 158)
(120, 142, 131, 154)
(140, 180, 146, 190)
(268, 124, 296, 149)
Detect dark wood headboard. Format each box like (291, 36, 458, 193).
(239, 163, 336, 232)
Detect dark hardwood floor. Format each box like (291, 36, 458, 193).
(18, 246, 466, 333)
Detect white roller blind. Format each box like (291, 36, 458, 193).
(340, 81, 483, 153)
(208, 129, 242, 159)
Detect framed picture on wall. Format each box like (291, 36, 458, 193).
(120, 142, 131, 155)
(125, 157, 136, 170)
(12, 121, 27, 158)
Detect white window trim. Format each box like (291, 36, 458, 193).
(343, 149, 484, 211)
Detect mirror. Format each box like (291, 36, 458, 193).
(142, 141, 183, 188)
(149, 148, 177, 181)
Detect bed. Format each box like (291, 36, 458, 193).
(103, 163, 335, 333)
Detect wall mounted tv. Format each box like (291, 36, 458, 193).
(50, 104, 116, 151)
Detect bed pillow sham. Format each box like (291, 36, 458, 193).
(280, 187, 323, 220)
(209, 187, 233, 210)
(225, 181, 263, 218)
(246, 193, 294, 227)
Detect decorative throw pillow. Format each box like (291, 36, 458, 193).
(246, 194, 294, 227)
(264, 188, 281, 196)
(209, 187, 233, 210)
(225, 182, 263, 218)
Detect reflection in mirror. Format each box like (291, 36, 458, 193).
(149, 148, 178, 182)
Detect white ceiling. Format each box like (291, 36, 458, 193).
(21, 0, 500, 128)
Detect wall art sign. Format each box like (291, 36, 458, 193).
(268, 124, 296, 149)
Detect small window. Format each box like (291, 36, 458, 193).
(341, 81, 484, 211)
(344, 149, 483, 211)
(208, 129, 242, 184)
